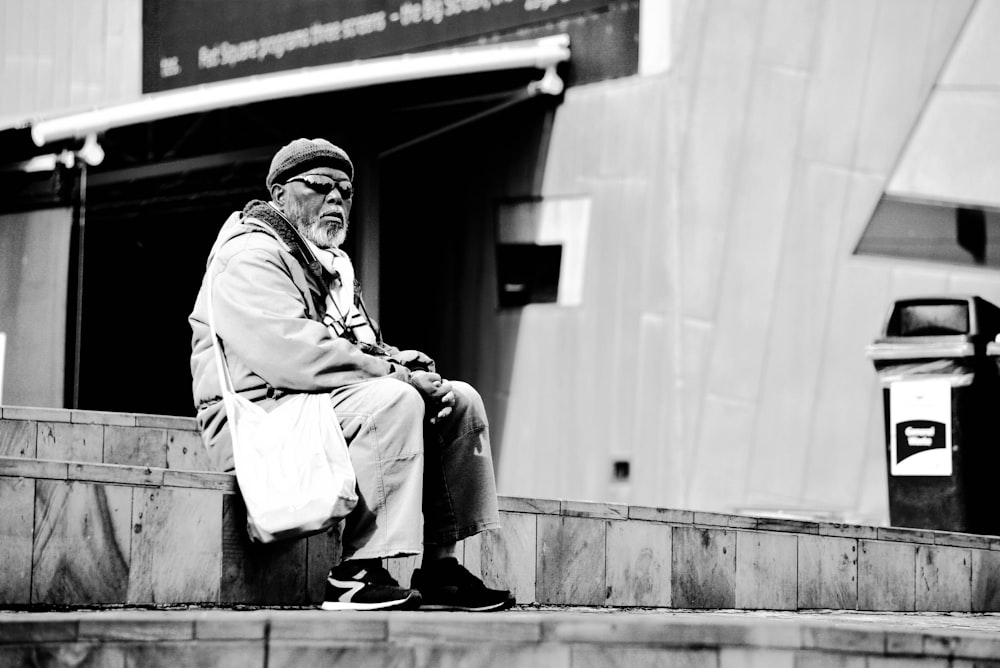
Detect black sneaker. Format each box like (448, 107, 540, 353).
(321, 560, 423, 611)
(410, 557, 516, 612)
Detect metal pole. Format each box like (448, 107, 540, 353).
(65, 162, 87, 409)
(0, 332, 6, 405)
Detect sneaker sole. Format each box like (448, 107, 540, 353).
(419, 598, 516, 612)
(321, 592, 422, 612)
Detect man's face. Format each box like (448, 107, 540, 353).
(275, 166, 353, 249)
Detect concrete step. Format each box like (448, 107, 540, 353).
(0, 405, 207, 470)
(2, 607, 1000, 667)
(3, 406, 1000, 613)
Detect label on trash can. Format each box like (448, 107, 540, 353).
(889, 379, 952, 476)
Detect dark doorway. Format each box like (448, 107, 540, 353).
(71, 70, 551, 416)
(377, 90, 555, 383)
(78, 165, 262, 416)
(78, 150, 365, 417)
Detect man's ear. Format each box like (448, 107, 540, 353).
(269, 183, 286, 207)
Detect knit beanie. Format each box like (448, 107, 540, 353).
(265, 138, 354, 189)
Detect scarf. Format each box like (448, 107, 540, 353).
(241, 199, 377, 346)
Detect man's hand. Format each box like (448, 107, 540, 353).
(393, 349, 435, 372)
(410, 370, 456, 424)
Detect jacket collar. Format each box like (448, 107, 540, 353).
(241, 199, 329, 306)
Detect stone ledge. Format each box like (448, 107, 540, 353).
(1, 609, 1000, 663)
(0, 457, 235, 493)
(4, 452, 988, 566)
(70, 410, 136, 427)
(503, 496, 1000, 550)
(1, 407, 71, 423)
(2, 457, 999, 612)
(560, 499, 628, 520)
(1, 406, 198, 431)
(5, 411, 998, 554)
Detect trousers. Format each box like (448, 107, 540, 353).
(329, 376, 500, 561)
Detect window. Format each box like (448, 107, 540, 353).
(495, 196, 591, 308)
(495, 243, 562, 307)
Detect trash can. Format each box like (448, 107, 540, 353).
(866, 296, 1000, 534)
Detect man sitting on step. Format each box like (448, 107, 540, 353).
(188, 138, 515, 612)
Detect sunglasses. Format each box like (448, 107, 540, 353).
(285, 175, 354, 199)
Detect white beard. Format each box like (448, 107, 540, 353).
(284, 198, 348, 249)
(301, 218, 348, 250)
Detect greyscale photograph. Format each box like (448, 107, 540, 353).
(1, 0, 1000, 665)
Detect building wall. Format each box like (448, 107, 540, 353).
(5, 0, 1000, 525)
(0, 0, 140, 126)
(0, 209, 72, 406)
(491, 0, 1000, 525)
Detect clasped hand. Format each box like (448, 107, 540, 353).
(409, 370, 455, 424)
(392, 349, 435, 373)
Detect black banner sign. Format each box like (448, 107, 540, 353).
(142, 0, 614, 93)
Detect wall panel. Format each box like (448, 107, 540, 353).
(677, 0, 761, 323)
(803, 261, 892, 511)
(946, 271, 1000, 304)
(853, 0, 938, 174)
(758, 0, 822, 72)
(1, 2, 23, 119)
(0, 209, 73, 408)
(687, 395, 756, 511)
(35, 0, 56, 115)
(496, 314, 558, 497)
(744, 164, 852, 509)
(887, 265, 951, 300)
(0, 0, 141, 124)
(939, 0, 1000, 87)
(887, 92, 1000, 209)
(49, 0, 73, 112)
(798, 0, 878, 168)
(679, 318, 712, 498)
(69, 0, 93, 104)
(704, 67, 807, 403)
(596, 79, 635, 179)
(856, 385, 891, 523)
(541, 86, 602, 196)
(574, 176, 628, 496)
(603, 179, 650, 460)
(631, 313, 684, 507)
(924, 0, 977, 90)
(838, 171, 904, 524)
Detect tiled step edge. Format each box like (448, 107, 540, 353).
(1, 609, 999, 665)
(0, 405, 198, 430)
(0, 456, 234, 493)
(0, 407, 208, 470)
(499, 497, 1000, 551)
(4, 406, 1000, 551)
(5, 457, 1000, 611)
(3, 453, 998, 551)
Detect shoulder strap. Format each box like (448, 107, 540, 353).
(248, 204, 326, 286)
(206, 262, 237, 399)
(242, 203, 330, 315)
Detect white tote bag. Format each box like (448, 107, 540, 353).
(207, 264, 358, 543)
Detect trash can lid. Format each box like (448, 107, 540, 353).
(866, 340, 975, 361)
(878, 296, 1000, 340)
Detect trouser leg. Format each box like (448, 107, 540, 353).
(331, 377, 425, 560)
(422, 380, 501, 545)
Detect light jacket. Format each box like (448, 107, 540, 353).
(188, 201, 409, 471)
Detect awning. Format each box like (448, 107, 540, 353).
(29, 34, 570, 148)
